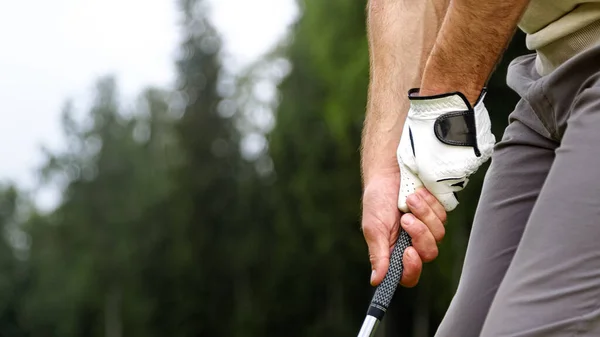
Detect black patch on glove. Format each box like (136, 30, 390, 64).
(434, 111, 481, 157)
(409, 126, 416, 157)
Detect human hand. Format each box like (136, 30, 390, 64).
(362, 172, 447, 287)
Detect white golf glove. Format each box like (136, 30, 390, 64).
(397, 89, 496, 212)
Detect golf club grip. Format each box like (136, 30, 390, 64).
(366, 229, 412, 320)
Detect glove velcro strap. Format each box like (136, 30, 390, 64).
(407, 88, 488, 158)
(434, 111, 481, 157)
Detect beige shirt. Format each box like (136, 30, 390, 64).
(519, 1, 600, 75)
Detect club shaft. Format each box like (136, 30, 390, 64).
(357, 315, 380, 337)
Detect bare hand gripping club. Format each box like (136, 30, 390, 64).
(357, 230, 412, 337)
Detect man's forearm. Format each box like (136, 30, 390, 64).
(362, 0, 449, 184)
(420, 0, 531, 104)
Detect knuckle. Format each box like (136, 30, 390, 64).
(412, 202, 434, 221)
(421, 245, 439, 262)
(368, 253, 379, 266)
(401, 279, 418, 288)
(408, 220, 428, 238)
(423, 212, 439, 228)
(362, 220, 384, 238)
(401, 264, 421, 288)
(412, 209, 429, 222)
(434, 226, 446, 243)
(400, 274, 415, 288)
(417, 226, 430, 241)
(439, 211, 448, 224)
(368, 251, 388, 268)
(361, 221, 374, 235)
(419, 189, 437, 204)
(423, 192, 438, 205)
(419, 190, 447, 217)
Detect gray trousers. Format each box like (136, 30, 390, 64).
(435, 43, 600, 337)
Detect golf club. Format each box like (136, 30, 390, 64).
(357, 229, 412, 337)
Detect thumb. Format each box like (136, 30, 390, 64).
(367, 233, 391, 286)
(361, 180, 400, 287)
(362, 218, 395, 286)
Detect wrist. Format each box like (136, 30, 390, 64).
(418, 86, 482, 107)
(362, 160, 400, 187)
(419, 68, 484, 106)
(361, 111, 406, 186)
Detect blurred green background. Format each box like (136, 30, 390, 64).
(0, 0, 530, 336)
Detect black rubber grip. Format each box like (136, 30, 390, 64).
(367, 229, 412, 317)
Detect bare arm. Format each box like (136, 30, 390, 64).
(361, 0, 530, 288)
(362, 0, 450, 183)
(420, 0, 531, 104)
(362, 0, 450, 287)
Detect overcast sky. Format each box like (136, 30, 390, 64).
(0, 0, 297, 209)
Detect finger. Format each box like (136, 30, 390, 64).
(415, 187, 448, 224)
(406, 193, 446, 243)
(400, 247, 422, 288)
(400, 213, 439, 262)
(363, 221, 394, 286)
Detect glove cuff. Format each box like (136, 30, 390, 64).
(407, 88, 487, 108)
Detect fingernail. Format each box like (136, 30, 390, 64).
(370, 270, 376, 284)
(407, 194, 421, 207)
(407, 248, 416, 259)
(402, 214, 414, 226)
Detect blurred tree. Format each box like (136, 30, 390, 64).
(22, 78, 178, 337)
(265, 1, 372, 335)
(136, 0, 261, 336)
(0, 186, 28, 337)
(18, 0, 254, 336)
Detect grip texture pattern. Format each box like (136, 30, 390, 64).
(370, 229, 412, 310)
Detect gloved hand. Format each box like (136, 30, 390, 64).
(397, 89, 496, 212)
